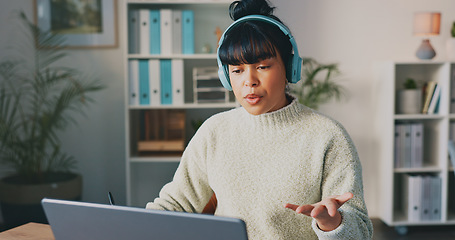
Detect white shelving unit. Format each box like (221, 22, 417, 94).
(123, 0, 234, 207)
(376, 61, 455, 233)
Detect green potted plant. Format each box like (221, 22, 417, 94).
(396, 78, 422, 114)
(0, 12, 104, 229)
(447, 21, 455, 60)
(290, 58, 345, 110)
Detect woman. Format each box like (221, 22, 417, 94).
(146, 0, 373, 239)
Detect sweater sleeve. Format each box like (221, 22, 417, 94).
(311, 123, 374, 240)
(145, 121, 213, 213)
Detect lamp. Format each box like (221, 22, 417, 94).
(413, 12, 441, 60)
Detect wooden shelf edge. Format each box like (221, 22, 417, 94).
(129, 102, 239, 109)
(386, 220, 454, 226)
(394, 114, 446, 120)
(129, 156, 182, 163)
(128, 53, 217, 59)
(394, 167, 443, 173)
(128, 0, 231, 4)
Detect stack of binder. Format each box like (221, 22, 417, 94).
(128, 59, 184, 106)
(402, 174, 442, 222)
(394, 123, 423, 168)
(128, 8, 195, 55)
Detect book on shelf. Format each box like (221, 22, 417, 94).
(149, 10, 161, 54)
(394, 124, 402, 168)
(448, 140, 455, 171)
(429, 176, 441, 221)
(160, 59, 173, 105)
(421, 81, 436, 113)
(128, 59, 139, 106)
(139, 59, 150, 105)
(182, 10, 195, 54)
(427, 84, 441, 114)
(138, 9, 150, 54)
(403, 174, 421, 222)
(410, 123, 423, 168)
(149, 60, 161, 106)
(172, 10, 183, 54)
(128, 9, 140, 54)
(403, 124, 412, 168)
(138, 109, 186, 153)
(450, 123, 455, 142)
(420, 175, 431, 221)
(171, 59, 184, 105)
(451, 70, 455, 113)
(160, 9, 173, 55)
(421, 81, 440, 114)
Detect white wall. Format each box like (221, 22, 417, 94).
(273, 0, 455, 217)
(1, 0, 454, 217)
(0, 1, 127, 205)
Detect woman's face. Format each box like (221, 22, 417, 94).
(228, 53, 289, 115)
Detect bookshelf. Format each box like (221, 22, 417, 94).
(376, 61, 455, 234)
(123, 0, 235, 207)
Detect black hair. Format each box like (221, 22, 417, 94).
(218, 0, 293, 73)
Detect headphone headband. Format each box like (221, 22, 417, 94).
(216, 15, 302, 91)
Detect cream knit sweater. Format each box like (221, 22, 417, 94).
(146, 98, 373, 239)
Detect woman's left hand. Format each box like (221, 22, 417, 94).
(284, 192, 353, 231)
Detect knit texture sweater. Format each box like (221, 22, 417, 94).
(146, 98, 373, 239)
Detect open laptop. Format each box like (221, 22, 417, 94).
(42, 198, 248, 240)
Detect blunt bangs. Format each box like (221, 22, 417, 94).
(219, 22, 279, 66)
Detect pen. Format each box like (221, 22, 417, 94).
(108, 191, 115, 205)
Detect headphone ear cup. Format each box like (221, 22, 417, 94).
(286, 54, 294, 83)
(287, 54, 302, 84)
(218, 64, 233, 91)
(295, 56, 302, 83)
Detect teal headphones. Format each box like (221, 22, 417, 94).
(216, 15, 302, 91)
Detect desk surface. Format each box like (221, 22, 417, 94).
(0, 222, 54, 240)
